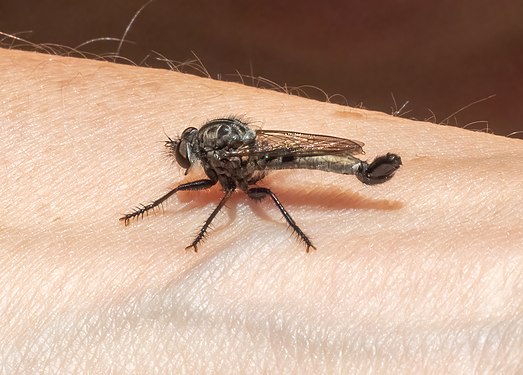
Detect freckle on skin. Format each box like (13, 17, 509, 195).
(334, 110, 364, 119)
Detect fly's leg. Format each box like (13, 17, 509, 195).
(186, 190, 234, 252)
(247, 187, 316, 252)
(120, 179, 217, 224)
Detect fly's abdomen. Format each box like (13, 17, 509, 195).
(263, 154, 362, 175)
(261, 153, 402, 185)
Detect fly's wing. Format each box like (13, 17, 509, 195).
(225, 129, 365, 158)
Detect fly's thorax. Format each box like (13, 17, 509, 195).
(198, 118, 256, 152)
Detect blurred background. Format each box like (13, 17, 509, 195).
(1, 0, 521, 136)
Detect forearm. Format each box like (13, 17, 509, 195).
(1, 47, 522, 373)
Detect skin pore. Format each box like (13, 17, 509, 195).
(0, 48, 522, 373)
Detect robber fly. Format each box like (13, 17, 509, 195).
(120, 117, 402, 252)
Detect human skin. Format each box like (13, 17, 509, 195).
(0, 48, 522, 373)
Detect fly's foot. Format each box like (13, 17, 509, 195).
(184, 227, 208, 253)
(185, 243, 199, 252)
(290, 222, 316, 252)
(303, 239, 317, 253)
(120, 203, 155, 225)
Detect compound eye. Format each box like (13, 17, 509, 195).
(174, 127, 198, 169)
(175, 140, 191, 169)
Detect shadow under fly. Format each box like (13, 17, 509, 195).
(120, 117, 402, 252)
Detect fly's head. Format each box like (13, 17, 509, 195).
(166, 127, 199, 174)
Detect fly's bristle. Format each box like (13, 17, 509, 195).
(163, 134, 181, 162)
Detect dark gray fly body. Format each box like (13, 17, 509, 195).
(121, 117, 402, 251)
